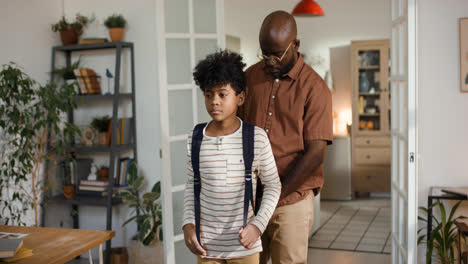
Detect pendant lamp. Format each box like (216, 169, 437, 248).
(292, 0, 325, 16)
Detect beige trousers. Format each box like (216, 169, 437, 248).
(198, 253, 260, 264)
(260, 192, 314, 264)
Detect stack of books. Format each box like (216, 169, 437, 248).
(73, 68, 101, 95)
(79, 180, 109, 196)
(78, 180, 131, 197)
(0, 232, 33, 262)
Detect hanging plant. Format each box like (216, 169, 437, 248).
(0, 62, 80, 226)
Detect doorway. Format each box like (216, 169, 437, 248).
(158, 0, 418, 263)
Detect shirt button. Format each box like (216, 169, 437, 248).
(275, 79, 279, 83)
(268, 112, 272, 116)
(272, 95, 275, 99)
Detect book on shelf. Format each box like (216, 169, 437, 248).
(78, 185, 130, 197)
(115, 157, 134, 186)
(79, 38, 108, 45)
(74, 68, 101, 94)
(80, 180, 109, 187)
(108, 118, 134, 146)
(78, 190, 108, 197)
(79, 185, 107, 192)
(73, 69, 88, 94)
(0, 248, 33, 262)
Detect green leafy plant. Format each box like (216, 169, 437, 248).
(91, 115, 111, 133)
(51, 14, 90, 36)
(0, 62, 80, 226)
(104, 14, 127, 28)
(418, 200, 466, 264)
(114, 162, 163, 246)
(54, 57, 82, 81)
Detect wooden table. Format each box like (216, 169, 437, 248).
(0, 225, 114, 264)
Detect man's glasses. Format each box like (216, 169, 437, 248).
(257, 41, 293, 64)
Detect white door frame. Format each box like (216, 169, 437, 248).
(156, 0, 225, 263)
(390, 0, 418, 263)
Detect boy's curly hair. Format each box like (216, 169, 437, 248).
(193, 50, 246, 94)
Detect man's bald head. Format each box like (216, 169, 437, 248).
(259, 11, 297, 47)
(258, 11, 300, 77)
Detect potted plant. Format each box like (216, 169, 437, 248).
(114, 162, 163, 264)
(97, 165, 109, 181)
(51, 14, 89, 46)
(59, 160, 75, 200)
(0, 63, 80, 226)
(54, 57, 82, 81)
(91, 115, 111, 145)
(104, 14, 127, 42)
(418, 200, 466, 264)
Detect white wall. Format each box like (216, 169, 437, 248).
(1, 0, 161, 254)
(0, 0, 62, 84)
(418, 0, 468, 262)
(225, 0, 391, 77)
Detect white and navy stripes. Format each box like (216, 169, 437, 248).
(183, 121, 281, 259)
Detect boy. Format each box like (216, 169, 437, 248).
(183, 50, 281, 264)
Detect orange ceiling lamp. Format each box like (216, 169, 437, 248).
(291, 0, 325, 16)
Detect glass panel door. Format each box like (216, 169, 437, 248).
(157, 0, 224, 263)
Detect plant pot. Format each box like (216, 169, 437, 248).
(128, 239, 163, 264)
(103, 247, 128, 264)
(98, 132, 107, 145)
(63, 184, 76, 200)
(109, 28, 124, 42)
(97, 168, 109, 182)
(59, 28, 79, 46)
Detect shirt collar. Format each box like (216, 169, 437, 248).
(284, 53, 304, 80)
(259, 53, 304, 81)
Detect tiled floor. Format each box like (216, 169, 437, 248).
(310, 198, 391, 254)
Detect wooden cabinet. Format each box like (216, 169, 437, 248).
(350, 39, 391, 196)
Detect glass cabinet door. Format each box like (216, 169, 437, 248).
(357, 49, 382, 132)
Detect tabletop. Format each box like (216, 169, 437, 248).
(0, 225, 114, 264)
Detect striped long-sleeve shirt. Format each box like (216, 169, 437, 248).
(183, 121, 281, 259)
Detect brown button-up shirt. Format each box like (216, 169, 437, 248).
(238, 55, 333, 207)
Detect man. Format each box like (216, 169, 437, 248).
(238, 11, 333, 264)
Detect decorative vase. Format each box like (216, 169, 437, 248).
(359, 72, 370, 93)
(59, 28, 79, 46)
(128, 239, 163, 264)
(97, 168, 109, 182)
(63, 184, 76, 200)
(98, 132, 107, 145)
(109, 28, 124, 42)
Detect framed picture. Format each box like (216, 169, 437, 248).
(460, 18, 468, 92)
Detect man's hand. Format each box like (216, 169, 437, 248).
(183, 224, 207, 257)
(238, 224, 261, 249)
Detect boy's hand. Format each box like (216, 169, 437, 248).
(183, 224, 207, 257)
(238, 224, 261, 249)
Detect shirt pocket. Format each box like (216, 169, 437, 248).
(199, 159, 227, 185)
(226, 157, 247, 185)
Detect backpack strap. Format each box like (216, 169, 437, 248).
(242, 122, 256, 228)
(191, 123, 207, 248)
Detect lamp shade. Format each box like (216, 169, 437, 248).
(292, 0, 325, 16)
